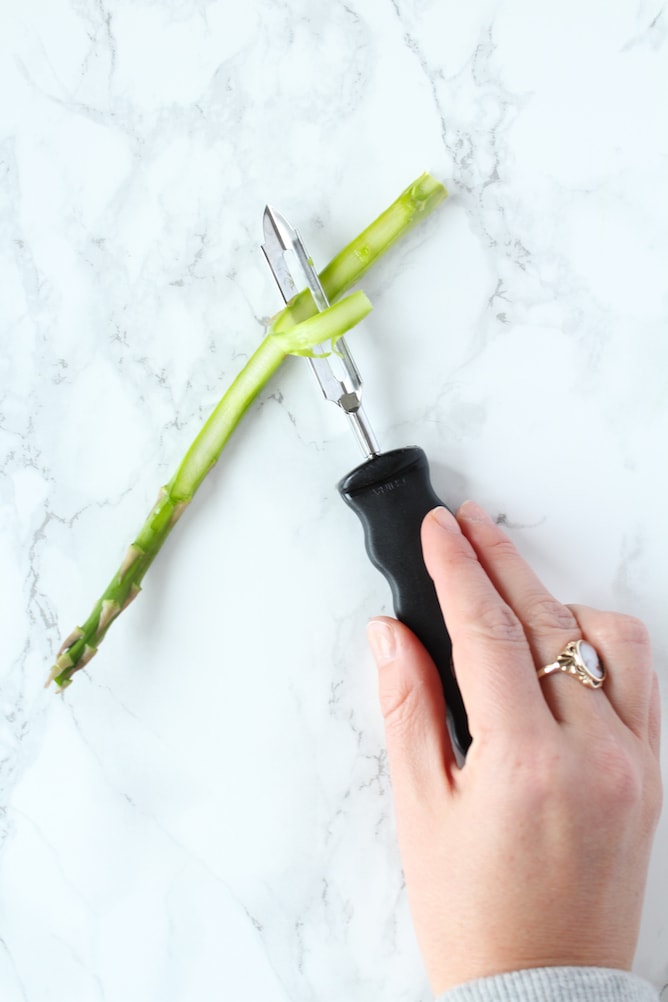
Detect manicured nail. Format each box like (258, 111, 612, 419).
(458, 500, 493, 524)
(430, 506, 459, 531)
(367, 620, 397, 665)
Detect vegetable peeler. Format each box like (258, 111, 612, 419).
(262, 207, 471, 756)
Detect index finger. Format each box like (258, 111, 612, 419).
(421, 506, 551, 738)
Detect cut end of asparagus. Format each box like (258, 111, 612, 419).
(409, 172, 448, 211)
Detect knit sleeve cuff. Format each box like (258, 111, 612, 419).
(435, 966, 659, 1002)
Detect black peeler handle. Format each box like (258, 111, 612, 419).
(338, 446, 471, 756)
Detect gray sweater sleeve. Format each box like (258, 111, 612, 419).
(435, 966, 659, 1002)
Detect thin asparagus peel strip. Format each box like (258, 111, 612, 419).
(49, 173, 448, 690)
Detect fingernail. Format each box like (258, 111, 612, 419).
(429, 506, 459, 531)
(458, 500, 493, 524)
(367, 620, 397, 665)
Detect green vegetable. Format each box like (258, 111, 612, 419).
(48, 173, 447, 689)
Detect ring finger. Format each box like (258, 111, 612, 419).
(456, 501, 608, 726)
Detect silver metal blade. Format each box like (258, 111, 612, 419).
(261, 207, 300, 302)
(262, 205, 379, 458)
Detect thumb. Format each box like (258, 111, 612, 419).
(367, 617, 456, 806)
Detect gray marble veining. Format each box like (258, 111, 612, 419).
(1, 1, 667, 999)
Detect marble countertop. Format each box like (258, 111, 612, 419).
(1, 1, 667, 999)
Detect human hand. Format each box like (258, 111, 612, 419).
(367, 501, 662, 995)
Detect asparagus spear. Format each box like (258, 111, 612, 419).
(49, 173, 448, 689)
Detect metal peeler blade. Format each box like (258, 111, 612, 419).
(262, 206, 379, 459)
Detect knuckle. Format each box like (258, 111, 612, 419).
(605, 756, 643, 809)
(590, 735, 644, 810)
(439, 535, 480, 569)
(471, 600, 525, 646)
(493, 729, 662, 836)
(485, 533, 520, 563)
(525, 594, 579, 634)
(378, 668, 422, 733)
(593, 614, 653, 679)
(381, 695, 424, 751)
(604, 613, 650, 649)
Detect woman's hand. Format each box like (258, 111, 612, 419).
(367, 502, 662, 996)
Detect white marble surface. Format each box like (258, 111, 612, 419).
(1, 1, 667, 999)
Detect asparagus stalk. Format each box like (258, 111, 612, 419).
(48, 295, 372, 690)
(49, 173, 448, 689)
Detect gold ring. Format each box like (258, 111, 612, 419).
(537, 639, 606, 689)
